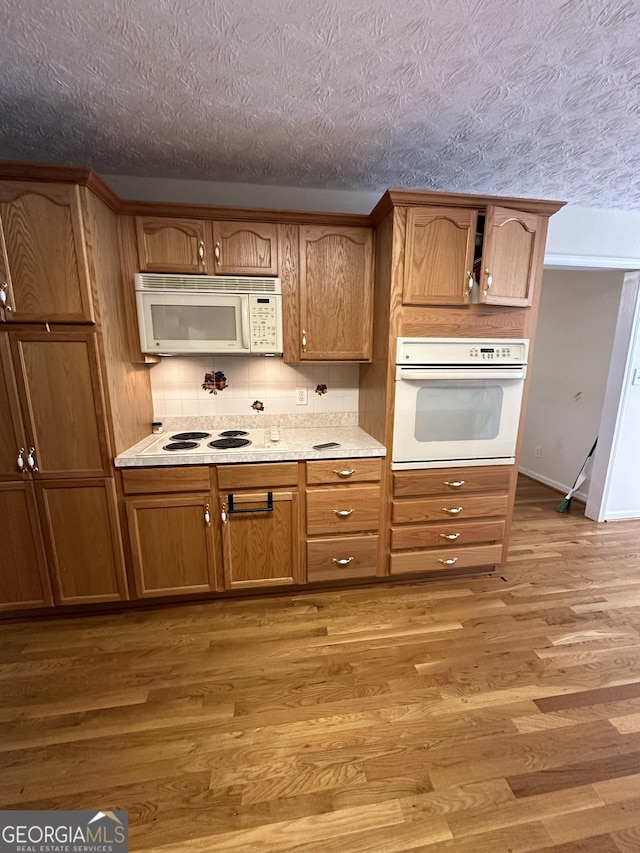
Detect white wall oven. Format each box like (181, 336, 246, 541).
(392, 338, 529, 470)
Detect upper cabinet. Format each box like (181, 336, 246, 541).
(136, 217, 279, 276)
(136, 216, 209, 274)
(298, 225, 374, 361)
(478, 206, 545, 307)
(403, 207, 477, 306)
(0, 181, 94, 323)
(211, 221, 278, 275)
(401, 203, 547, 309)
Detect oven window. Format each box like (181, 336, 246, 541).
(151, 304, 236, 341)
(415, 385, 503, 442)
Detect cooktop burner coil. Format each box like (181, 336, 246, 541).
(218, 430, 249, 437)
(208, 438, 252, 449)
(163, 440, 200, 451)
(170, 431, 211, 441)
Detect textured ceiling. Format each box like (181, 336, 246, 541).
(1, 0, 640, 208)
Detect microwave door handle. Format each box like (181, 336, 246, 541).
(241, 297, 250, 351)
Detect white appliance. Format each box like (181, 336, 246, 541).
(135, 273, 283, 355)
(392, 337, 529, 470)
(138, 428, 286, 457)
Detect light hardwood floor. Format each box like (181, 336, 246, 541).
(3, 476, 640, 852)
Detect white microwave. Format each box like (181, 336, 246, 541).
(134, 273, 283, 356)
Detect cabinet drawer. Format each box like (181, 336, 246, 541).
(393, 466, 512, 498)
(217, 462, 298, 491)
(121, 466, 211, 495)
(393, 493, 509, 524)
(306, 457, 382, 485)
(307, 485, 380, 535)
(391, 519, 506, 550)
(390, 544, 503, 575)
(307, 535, 379, 582)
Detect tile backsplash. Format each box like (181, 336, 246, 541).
(150, 356, 360, 420)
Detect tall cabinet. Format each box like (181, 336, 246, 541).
(0, 172, 151, 611)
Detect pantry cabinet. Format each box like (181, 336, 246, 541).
(298, 225, 374, 361)
(0, 181, 94, 323)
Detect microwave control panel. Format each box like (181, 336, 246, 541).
(249, 295, 282, 353)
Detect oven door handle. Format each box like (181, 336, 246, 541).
(396, 367, 526, 381)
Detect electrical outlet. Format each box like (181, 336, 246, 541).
(296, 387, 308, 405)
(534, 446, 542, 458)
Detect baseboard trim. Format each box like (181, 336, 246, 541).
(518, 467, 588, 503)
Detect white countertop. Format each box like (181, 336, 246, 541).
(114, 426, 386, 468)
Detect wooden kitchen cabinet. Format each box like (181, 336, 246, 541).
(211, 220, 278, 275)
(478, 206, 546, 307)
(298, 225, 374, 360)
(403, 206, 477, 306)
(0, 481, 52, 611)
(390, 466, 508, 577)
(136, 216, 209, 274)
(38, 478, 128, 604)
(0, 181, 94, 323)
(402, 203, 546, 309)
(305, 458, 381, 582)
(217, 462, 301, 589)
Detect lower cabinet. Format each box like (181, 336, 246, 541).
(122, 466, 217, 597)
(0, 481, 52, 611)
(217, 463, 301, 590)
(390, 466, 510, 576)
(305, 457, 382, 582)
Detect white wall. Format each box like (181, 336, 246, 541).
(520, 270, 623, 498)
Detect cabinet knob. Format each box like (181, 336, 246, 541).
(214, 241, 221, 266)
(332, 556, 355, 566)
(198, 240, 205, 264)
(333, 469, 356, 478)
(204, 504, 211, 526)
(438, 557, 458, 565)
(443, 480, 465, 489)
(441, 506, 463, 515)
(301, 330, 307, 353)
(483, 268, 493, 296)
(440, 532, 460, 540)
(333, 508, 354, 517)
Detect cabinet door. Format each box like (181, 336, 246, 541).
(220, 490, 301, 589)
(403, 206, 477, 306)
(0, 181, 94, 323)
(211, 221, 278, 275)
(0, 333, 28, 482)
(37, 478, 128, 604)
(299, 225, 373, 361)
(0, 481, 52, 611)
(126, 493, 217, 597)
(136, 217, 209, 273)
(10, 331, 111, 478)
(479, 206, 545, 307)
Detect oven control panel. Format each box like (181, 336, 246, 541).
(397, 337, 529, 365)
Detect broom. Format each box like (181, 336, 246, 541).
(556, 438, 598, 513)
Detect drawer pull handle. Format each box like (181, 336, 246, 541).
(441, 506, 463, 515)
(444, 480, 465, 489)
(227, 492, 274, 514)
(438, 557, 458, 565)
(332, 556, 354, 566)
(333, 508, 354, 517)
(333, 469, 356, 478)
(440, 532, 460, 540)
